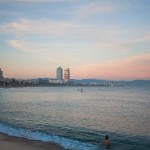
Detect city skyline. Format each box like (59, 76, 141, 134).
(0, 0, 150, 80)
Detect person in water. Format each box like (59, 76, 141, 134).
(103, 135, 111, 147)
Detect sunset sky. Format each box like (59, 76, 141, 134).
(0, 0, 150, 80)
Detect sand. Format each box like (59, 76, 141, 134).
(0, 133, 64, 150)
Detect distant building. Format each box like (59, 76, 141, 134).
(48, 78, 59, 84)
(64, 68, 70, 84)
(57, 67, 63, 80)
(39, 78, 49, 85)
(0, 68, 4, 78)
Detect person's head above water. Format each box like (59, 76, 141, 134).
(105, 135, 109, 139)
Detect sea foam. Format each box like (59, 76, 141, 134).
(0, 122, 99, 150)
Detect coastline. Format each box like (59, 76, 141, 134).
(0, 133, 64, 150)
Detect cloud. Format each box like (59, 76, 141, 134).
(88, 32, 150, 51)
(8, 40, 33, 52)
(73, 54, 150, 80)
(77, 2, 116, 15)
(71, 1, 149, 22)
(8, 39, 79, 53)
(8, 39, 63, 52)
(0, 18, 125, 41)
(0, 19, 86, 38)
(72, 1, 118, 20)
(1, 18, 150, 56)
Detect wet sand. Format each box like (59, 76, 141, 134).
(0, 133, 64, 150)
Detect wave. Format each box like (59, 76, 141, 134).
(0, 122, 98, 150)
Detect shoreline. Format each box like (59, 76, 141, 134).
(0, 133, 64, 150)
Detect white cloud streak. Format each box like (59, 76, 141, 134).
(77, 2, 116, 15)
(1, 19, 150, 54)
(0, 19, 76, 36)
(0, 18, 125, 39)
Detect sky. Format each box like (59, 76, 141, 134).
(0, 0, 150, 80)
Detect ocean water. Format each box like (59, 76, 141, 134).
(0, 85, 150, 150)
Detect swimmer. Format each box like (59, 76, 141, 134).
(103, 135, 111, 147)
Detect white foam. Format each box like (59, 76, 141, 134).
(0, 122, 99, 150)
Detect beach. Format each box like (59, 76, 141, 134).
(0, 133, 64, 150)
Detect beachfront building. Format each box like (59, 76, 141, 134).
(57, 67, 63, 80)
(56, 67, 64, 84)
(49, 78, 64, 84)
(0, 68, 4, 78)
(64, 68, 70, 84)
(49, 78, 59, 84)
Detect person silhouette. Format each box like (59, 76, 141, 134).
(103, 135, 111, 149)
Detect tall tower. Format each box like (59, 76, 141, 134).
(64, 68, 70, 83)
(0, 68, 3, 78)
(57, 67, 63, 80)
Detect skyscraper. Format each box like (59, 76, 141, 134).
(64, 68, 70, 83)
(57, 67, 63, 80)
(0, 68, 3, 78)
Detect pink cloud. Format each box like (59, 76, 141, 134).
(73, 54, 150, 80)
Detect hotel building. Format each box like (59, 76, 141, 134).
(57, 67, 63, 80)
(64, 68, 70, 84)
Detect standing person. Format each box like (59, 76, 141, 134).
(103, 135, 111, 148)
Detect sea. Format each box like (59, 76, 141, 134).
(0, 85, 150, 150)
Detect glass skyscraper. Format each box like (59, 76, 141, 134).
(56, 67, 63, 80)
